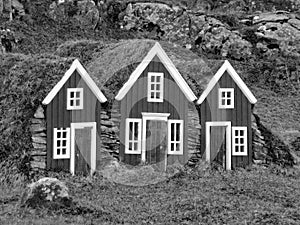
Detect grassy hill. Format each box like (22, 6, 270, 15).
(0, 1, 299, 223)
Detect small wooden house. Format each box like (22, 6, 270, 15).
(42, 59, 107, 175)
(197, 60, 257, 169)
(115, 42, 197, 171)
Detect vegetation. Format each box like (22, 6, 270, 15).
(2, 166, 300, 224)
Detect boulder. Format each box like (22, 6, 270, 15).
(21, 177, 71, 208)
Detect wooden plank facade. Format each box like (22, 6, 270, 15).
(199, 71, 254, 169)
(46, 70, 102, 172)
(119, 56, 190, 167)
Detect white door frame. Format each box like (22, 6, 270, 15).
(205, 121, 231, 170)
(141, 113, 170, 163)
(70, 122, 97, 175)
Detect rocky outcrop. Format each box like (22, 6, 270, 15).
(254, 12, 300, 58)
(30, 105, 47, 170)
(21, 177, 71, 208)
(121, 3, 253, 60)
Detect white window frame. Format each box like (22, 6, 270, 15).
(53, 128, 70, 159)
(147, 72, 164, 102)
(125, 118, 142, 154)
(168, 120, 184, 155)
(219, 88, 234, 109)
(67, 88, 83, 110)
(232, 126, 247, 156)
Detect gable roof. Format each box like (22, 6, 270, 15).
(197, 60, 257, 104)
(114, 42, 197, 102)
(42, 59, 107, 105)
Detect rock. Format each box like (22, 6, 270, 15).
(30, 150, 46, 156)
(32, 142, 46, 149)
(21, 177, 71, 208)
(253, 12, 290, 24)
(30, 124, 46, 133)
(34, 105, 45, 119)
(30, 161, 46, 169)
(32, 136, 47, 144)
(288, 18, 300, 30)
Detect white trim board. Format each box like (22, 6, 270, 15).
(115, 42, 197, 102)
(42, 59, 107, 105)
(141, 113, 170, 162)
(70, 122, 97, 176)
(205, 121, 231, 170)
(197, 60, 257, 105)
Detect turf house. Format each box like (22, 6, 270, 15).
(37, 39, 261, 175)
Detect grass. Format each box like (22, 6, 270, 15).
(1, 165, 300, 224)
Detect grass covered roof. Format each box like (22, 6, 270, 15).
(85, 39, 223, 101)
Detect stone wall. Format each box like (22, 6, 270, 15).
(30, 105, 47, 170)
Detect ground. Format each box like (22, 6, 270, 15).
(1, 165, 300, 224)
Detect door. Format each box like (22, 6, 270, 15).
(206, 122, 231, 170)
(145, 120, 167, 170)
(70, 122, 96, 175)
(210, 126, 226, 168)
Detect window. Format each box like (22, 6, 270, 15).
(67, 88, 83, 110)
(148, 72, 164, 102)
(125, 119, 142, 154)
(232, 127, 247, 156)
(53, 128, 70, 159)
(168, 120, 183, 155)
(219, 88, 234, 109)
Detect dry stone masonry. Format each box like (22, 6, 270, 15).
(30, 105, 47, 170)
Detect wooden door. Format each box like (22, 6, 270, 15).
(74, 126, 92, 175)
(210, 126, 227, 168)
(145, 120, 167, 170)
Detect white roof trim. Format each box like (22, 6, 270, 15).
(42, 59, 107, 105)
(197, 60, 257, 104)
(115, 42, 197, 102)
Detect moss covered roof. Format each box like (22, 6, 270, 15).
(85, 39, 223, 101)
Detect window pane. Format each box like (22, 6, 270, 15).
(240, 138, 244, 144)
(129, 142, 132, 150)
(222, 99, 226, 105)
(156, 92, 160, 99)
(171, 143, 174, 151)
(176, 143, 180, 151)
(222, 92, 226, 97)
(70, 92, 74, 98)
(70, 100, 74, 106)
(151, 92, 155, 98)
(134, 122, 138, 140)
(57, 140, 60, 147)
(62, 140, 67, 147)
(129, 122, 133, 141)
(134, 143, 138, 151)
(151, 76, 155, 82)
(227, 92, 231, 97)
(57, 148, 61, 155)
(63, 131, 67, 138)
(235, 130, 239, 136)
(57, 132, 61, 138)
(156, 76, 160, 82)
(235, 146, 239, 152)
(76, 91, 80, 98)
(151, 84, 155, 90)
(240, 130, 244, 136)
(235, 138, 239, 144)
(156, 84, 160, 90)
(62, 148, 66, 155)
(171, 123, 174, 141)
(240, 146, 244, 152)
(176, 123, 180, 141)
(227, 99, 231, 105)
(76, 100, 80, 106)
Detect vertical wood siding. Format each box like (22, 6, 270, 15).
(46, 70, 101, 171)
(200, 71, 253, 168)
(120, 56, 189, 166)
